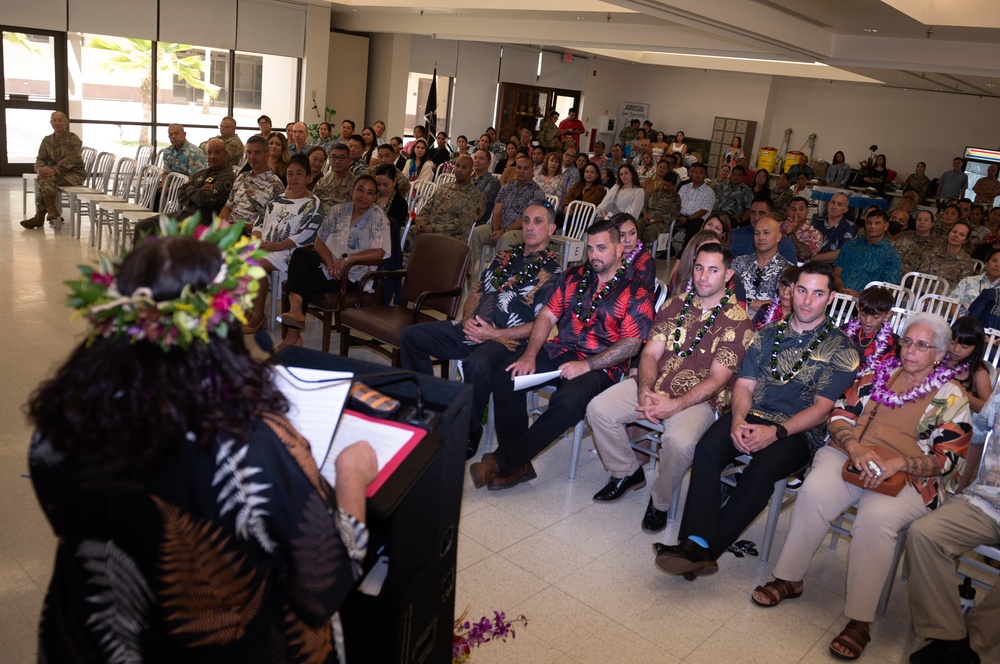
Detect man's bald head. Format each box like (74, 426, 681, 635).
(291, 121, 309, 148)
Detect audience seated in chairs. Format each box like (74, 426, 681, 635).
(834, 208, 903, 296)
(219, 135, 284, 232)
(404, 138, 435, 183)
(948, 316, 992, 413)
(611, 213, 655, 293)
(470, 148, 501, 228)
(287, 121, 311, 157)
(313, 143, 356, 210)
(675, 162, 715, 240)
(841, 286, 898, 372)
(597, 163, 644, 220)
(811, 192, 855, 263)
(369, 143, 409, 199)
(731, 218, 794, 318)
(243, 154, 323, 334)
(952, 248, 1000, 313)
(534, 152, 569, 213)
(400, 200, 562, 458)
(564, 162, 606, 212)
(410, 154, 485, 241)
(200, 116, 243, 167)
(306, 146, 326, 190)
(752, 313, 971, 661)
(468, 218, 654, 490)
(918, 220, 976, 288)
(21, 111, 85, 230)
(161, 123, 206, 178)
(469, 154, 544, 263)
(587, 241, 752, 531)
(892, 210, 939, 275)
(752, 264, 798, 330)
(346, 135, 369, 177)
(653, 261, 858, 582)
(274, 174, 390, 352)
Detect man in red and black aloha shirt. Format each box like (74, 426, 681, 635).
(470, 218, 655, 490)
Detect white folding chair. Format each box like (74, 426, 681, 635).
(159, 172, 188, 216)
(984, 328, 1000, 383)
(902, 272, 949, 300)
(436, 172, 456, 187)
(135, 144, 154, 168)
(526, 386, 589, 480)
(914, 293, 963, 324)
(864, 281, 916, 310)
(561, 200, 597, 239)
(654, 277, 668, 312)
(90, 158, 138, 249)
(21, 174, 37, 217)
(972, 259, 986, 275)
(545, 193, 560, 212)
(407, 180, 437, 216)
(828, 292, 859, 327)
(434, 162, 452, 181)
(888, 306, 912, 333)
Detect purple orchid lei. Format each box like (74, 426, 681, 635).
(843, 318, 894, 373)
(869, 355, 968, 408)
(453, 609, 528, 662)
(626, 240, 645, 264)
(760, 298, 783, 327)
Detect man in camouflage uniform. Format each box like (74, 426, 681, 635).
(642, 166, 680, 246)
(412, 155, 485, 239)
(314, 143, 357, 211)
(618, 119, 640, 153)
(538, 111, 560, 150)
(22, 111, 85, 230)
(200, 116, 243, 168)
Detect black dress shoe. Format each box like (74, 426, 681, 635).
(910, 637, 980, 664)
(654, 538, 718, 577)
(641, 497, 668, 532)
(593, 467, 646, 502)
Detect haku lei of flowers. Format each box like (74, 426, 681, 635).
(66, 215, 266, 351)
(843, 317, 894, 372)
(769, 317, 834, 381)
(672, 283, 734, 357)
(573, 259, 627, 323)
(453, 607, 528, 663)
(870, 355, 968, 408)
(489, 243, 556, 292)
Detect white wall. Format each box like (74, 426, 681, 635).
(366, 33, 411, 136)
(762, 79, 1000, 176)
(300, 4, 331, 122)
(580, 58, 774, 152)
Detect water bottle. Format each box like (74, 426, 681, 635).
(959, 576, 977, 616)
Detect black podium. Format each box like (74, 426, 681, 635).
(275, 348, 471, 664)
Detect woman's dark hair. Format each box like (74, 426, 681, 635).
(833, 151, 845, 164)
(287, 153, 310, 175)
(618, 163, 640, 188)
(952, 316, 987, 390)
(375, 163, 398, 180)
(583, 162, 601, 181)
(601, 168, 617, 187)
(362, 126, 376, 145)
(27, 237, 288, 478)
(306, 145, 326, 161)
(411, 138, 429, 170)
(319, 122, 332, 132)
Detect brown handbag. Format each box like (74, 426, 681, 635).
(840, 397, 910, 497)
(842, 445, 908, 497)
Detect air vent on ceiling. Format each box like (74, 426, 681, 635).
(749, 0, 832, 29)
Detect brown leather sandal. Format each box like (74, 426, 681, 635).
(830, 619, 871, 660)
(751, 578, 803, 607)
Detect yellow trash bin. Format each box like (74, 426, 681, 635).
(757, 147, 777, 174)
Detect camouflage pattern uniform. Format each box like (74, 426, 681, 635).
(314, 171, 357, 211)
(642, 189, 680, 246)
(414, 181, 486, 239)
(538, 119, 560, 150)
(201, 135, 244, 167)
(34, 131, 85, 216)
(176, 165, 237, 219)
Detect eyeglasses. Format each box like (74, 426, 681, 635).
(900, 337, 936, 352)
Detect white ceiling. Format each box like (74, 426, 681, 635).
(325, 0, 1000, 96)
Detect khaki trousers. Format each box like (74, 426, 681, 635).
(772, 445, 928, 622)
(907, 496, 1000, 654)
(586, 379, 716, 511)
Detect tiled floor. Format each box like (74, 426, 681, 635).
(1, 176, 997, 663)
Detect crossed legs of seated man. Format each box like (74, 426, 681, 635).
(654, 411, 811, 577)
(469, 346, 613, 490)
(400, 322, 520, 458)
(907, 494, 1000, 664)
(588, 378, 715, 531)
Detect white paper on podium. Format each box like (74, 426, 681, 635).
(513, 370, 562, 391)
(271, 366, 353, 468)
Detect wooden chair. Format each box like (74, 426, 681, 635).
(280, 256, 383, 353)
(340, 234, 471, 366)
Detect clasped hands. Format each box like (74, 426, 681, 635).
(634, 389, 681, 424)
(846, 443, 901, 490)
(730, 419, 779, 454)
(36, 166, 57, 180)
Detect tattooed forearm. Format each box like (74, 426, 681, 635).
(586, 338, 642, 371)
(827, 421, 858, 453)
(902, 454, 941, 478)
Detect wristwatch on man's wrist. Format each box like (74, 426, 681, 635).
(774, 423, 788, 439)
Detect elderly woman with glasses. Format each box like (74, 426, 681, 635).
(751, 312, 972, 660)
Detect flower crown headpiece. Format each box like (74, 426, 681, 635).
(67, 216, 266, 350)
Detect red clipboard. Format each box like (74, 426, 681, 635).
(330, 409, 427, 498)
